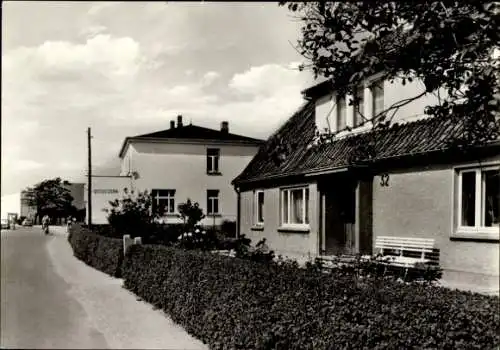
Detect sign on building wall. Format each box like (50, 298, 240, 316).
(86, 176, 132, 225)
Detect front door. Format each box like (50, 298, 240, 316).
(323, 180, 356, 256)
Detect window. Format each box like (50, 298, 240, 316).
(254, 190, 264, 225)
(336, 96, 347, 131)
(207, 189, 220, 215)
(207, 148, 220, 174)
(457, 166, 499, 235)
(371, 82, 384, 118)
(151, 189, 176, 214)
(281, 187, 309, 226)
(354, 87, 365, 127)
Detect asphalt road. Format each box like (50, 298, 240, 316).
(1, 226, 109, 349)
(1, 226, 207, 350)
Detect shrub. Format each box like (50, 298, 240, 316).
(220, 220, 236, 238)
(68, 224, 124, 277)
(104, 188, 162, 239)
(177, 199, 205, 229)
(122, 244, 499, 350)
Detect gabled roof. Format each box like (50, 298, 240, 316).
(134, 124, 263, 142)
(232, 102, 499, 186)
(119, 124, 264, 158)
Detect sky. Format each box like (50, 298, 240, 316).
(1, 1, 316, 196)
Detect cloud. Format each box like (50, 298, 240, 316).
(202, 71, 220, 86)
(105, 62, 310, 140)
(14, 160, 45, 171)
(1, 2, 309, 195)
(229, 62, 306, 97)
(87, 2, 120, 16)
(79, 25, 108, 38)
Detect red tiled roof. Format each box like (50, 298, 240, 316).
(232, 102, 498, 185)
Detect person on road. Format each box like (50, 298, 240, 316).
(66, 216, 73, 233)
(42, 215, 50, 234)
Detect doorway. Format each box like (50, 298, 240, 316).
(321, 179, 356, 256)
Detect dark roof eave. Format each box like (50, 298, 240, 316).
(233, 141, 500, 187)
(301, 79, 334, 99)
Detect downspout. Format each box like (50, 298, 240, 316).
(234, 185, 241, 238)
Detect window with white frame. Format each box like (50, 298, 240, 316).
(281, 187, 309, 226)
(254, 190, 264, 225)
(207, 189, 220, 215)
(371, 81, 384, 118)
(457, 166, 499, 234)
(151, 189, 176, 215)
(336, 96, 347, 131)
(207, 148, 220, 173)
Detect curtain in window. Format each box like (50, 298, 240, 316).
(292, 189, 304, 224)
(355, 87, 364, 127)
(283, 191, 289, 224)
(337, 97, 347, 131)
(461, 172, 476, 226)
(257, 192, 264, 223)
(483, 170, 499, 227)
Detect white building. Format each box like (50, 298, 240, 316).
(1, 192, 21, 221)
(87, 116, 263, 226)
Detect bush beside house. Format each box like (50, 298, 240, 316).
(122, 243, 499, 350)
(68, 224, 124, 277)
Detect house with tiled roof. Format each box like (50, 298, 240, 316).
(232, 74, 499, 286)
(87, 115, 263, 226)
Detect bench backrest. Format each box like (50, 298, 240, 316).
(375, 236, 435, 256)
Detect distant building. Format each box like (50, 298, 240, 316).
(86, 115, 264, 226)
(1, 193, 21, 221)
(1, 182, 85, 223)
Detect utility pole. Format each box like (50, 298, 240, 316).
(87, 127, 92, 229)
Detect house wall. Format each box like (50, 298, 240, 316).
(372, 157, 500, 277)
(314, 77, 446, 134)
(240, 182, 320, 259)
(383, 78, 446, 123)
(124, 142, 259, 226)
(85, 176, 133, 225)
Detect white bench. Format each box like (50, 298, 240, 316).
(375, 236, 436, 268)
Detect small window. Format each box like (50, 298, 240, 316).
(354, 86, 365, 127)
(457, 166, 499, 234)
(151, 189, 176, 215)
(207, 148, 220, 174)
(371, 82, 384, 118)
(254, 190, 264, 225)
(336, 96, 347, 131)
(281, 187, 309, 226)
(207, 189, 220, 215)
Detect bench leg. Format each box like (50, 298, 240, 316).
(403, 267, 409, 281)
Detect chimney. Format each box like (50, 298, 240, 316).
(170, 120, 175, 129)
(177, 115, 183, 128)
(221, 121, 229, 134)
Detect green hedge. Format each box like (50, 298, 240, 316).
(122, 244, 499, 350)
(68, 224, 124, 278)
